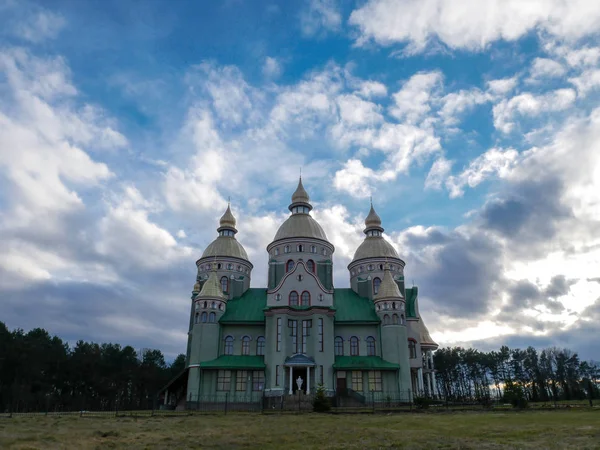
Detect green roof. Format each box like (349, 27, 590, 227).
(219, 288, 266, 323)
(333, 356, 399, 370)
(405, 287, 418, 318)
(200, 355, 265, 369)
(333, 288, 380, 323)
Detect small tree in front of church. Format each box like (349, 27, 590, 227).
(313, 384, 331, 412)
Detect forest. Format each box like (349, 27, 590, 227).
(0, 322, 598, 412)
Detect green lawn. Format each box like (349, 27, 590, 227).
(1, 410, 599, 449)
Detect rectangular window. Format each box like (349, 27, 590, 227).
(217, 370, 231, 391)
(368, 371, 382, 392)
(252, 371, 265, 391)
(351, 371, 363, 391)
(276, 365, 280, 386)
(318, 318, 324, 352)
(276, 318, 282, 352)
(236, 370, 248, 391)
(409, 340, 417, 359)
(320, 365, 324, 385)
(301, 320, 311, 353)
(289, 319, 298, 353)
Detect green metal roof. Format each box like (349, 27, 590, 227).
(333, 288, 380, 323)
(333, 356, 399, 370)
(405, 287, 418, 318)
(200, 355, 266, 369)
(219, 288, 267, 323)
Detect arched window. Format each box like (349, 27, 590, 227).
(224, 336, 234, 355)
(227, 263, 233, 270)
(275, 248, 280, 256)
(306, 260, 315, 273)
(208, 312, 216, 323)
(366, 337, 376, 356)
(256, 337, 265, 356)
(297, 244, 303, 252)
(284, 245, 290, 253)
(301, 291, 310, 306)
(392, 302, 396, 309)
(220, 276, 228, 293)
(242, 336, 251, 355)
(350, 337, 359, 356)
(201, 312, 208, 323)
(318, 294, 324, 302)
(401, 314, 405, 324)
(383, 314, 390, 325)
(286, 260, 295, 272)
(211, 301, 216, 309)
(203, 301, 207, 309)
(408, 339, 417, 359)
(289, 291, 299, 306)
(194, 313, 199, 324)
(217, 263, 222, 269)
(310, 245, 317, 253)
(335, 337, 343, 356)
(373, 277, 381, 295)
(392, 314, 399, 325)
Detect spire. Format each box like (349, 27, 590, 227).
(198, 265, 226, 299)
(364, 201, 383, 234)
(217, 202, 237, 234)
(289, 176, 313, 212)
(374, 264, 403, 300)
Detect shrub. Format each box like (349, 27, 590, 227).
(413, 396, 430, 409)
(504, 384, 529, 409)
(313, 384, 331, 412)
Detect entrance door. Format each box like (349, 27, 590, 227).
(336, 376, 347, 395)
(292, 368, 307, 394)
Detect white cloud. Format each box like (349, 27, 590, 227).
(487, 77, 518, 96)
(425, 156, 453, 190)
(349, 0, 600, 53)
(333, 159, 377, 198)
(389, 71, 442, 123)
(355, 80, 388, 98)
(439, 89, 489, 126)
(300, 0, 342, 37)
(263, 56, 282, 78)
(446, 148, 519, 198)
(529, 57, 566, 80)
(14, 10, 65, 43)
(493, 89, 577, 133)
(569, 69, 600, 96)
(336, 94, 383, 125)
(176, 229, 187, 239)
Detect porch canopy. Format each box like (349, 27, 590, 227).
(333, 356, 399, 371)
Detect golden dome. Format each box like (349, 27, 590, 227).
(365, 203, 382, 231)
(374, 265, 403, 300)
(219, 203, 237, 231)
(193, 281, 201, 292)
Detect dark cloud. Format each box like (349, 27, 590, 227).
(503, 275, 576, 314)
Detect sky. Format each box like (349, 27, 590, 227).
(1, 0, 600, 361)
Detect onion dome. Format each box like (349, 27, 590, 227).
(352, 203, 399, 262)
(193, 281, 201, 293)
(201, 204, 250, 260)
(289, 177, 312, 212)
(218, 203, 237, 233)
(374, 265, 403, 301)
(198, 267, 226, 299)
(364, 203, 383, 233)
(419, 319, 438, 349)
(272, 177, 330, 242)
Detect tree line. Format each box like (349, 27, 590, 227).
(0, 322, 185, 412)
(433, 345, 600, 404)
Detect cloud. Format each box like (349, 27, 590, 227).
(487, 77, 518, 96)
(425, 156, 453, 190)
(263, 56, 282, 78)
(569, 69, 600, 96)
(528, 57, 566, 80)
(349, 0, 600, 54)
(300, 0, 342, 38)
(389, 71, 442, 124)
(14, 9, 65, 43)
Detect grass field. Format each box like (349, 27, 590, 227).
(1, 409, 599, 449)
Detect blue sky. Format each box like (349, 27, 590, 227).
(1, 0, 600, 361)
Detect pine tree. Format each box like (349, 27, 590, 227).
(312, 384, 331, 412)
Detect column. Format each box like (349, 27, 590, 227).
(428, 373, 434, 397)
(164, 389, 168, 405)
(417, 368, 424, 394)
(288, 367, 293, 395)
(307, 366, 311, 394)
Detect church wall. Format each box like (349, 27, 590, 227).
(333, 324, 380, 356)
(220, 324, 266, 356)
(380, 323, 412, 397)
(266, 260, 333, 308)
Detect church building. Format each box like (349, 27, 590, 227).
(170, 179, 438, 407)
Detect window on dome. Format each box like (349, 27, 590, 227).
(237, 265, 241, 271)
(284, 246, 290, 253)
(373, 277, 381, 295)
(289, 291, 299, 306)
(368, 264, 374, 271)
(227, 263, 233, 270)
(286, 260, 295, 272)
(383, 314, 390, 325)
(322, 248, 326, 256)
(209, 312, 216, 323)
(224, 336, 234, 355)
(217, 263, 222, 269)
(307, 260, 315, 273)
(350, 337, 359, 356)
(310, 245, 316, 253)
(379, 264, 383, 270)
(301, 291, 310, 306)
(220, 276, 228, 293)
(392, 314, 399, 325)
(275, 248, 280, 256)
(297, 244, 303, 252)
(201, 312, 207, 323)
(194, 313, 199, 324)
(366, 336, 376, 356)
(211, 301, 216, 309)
